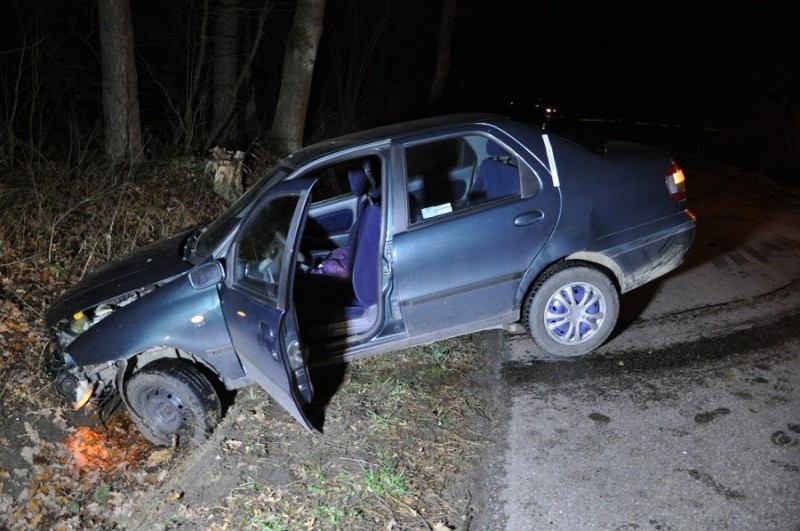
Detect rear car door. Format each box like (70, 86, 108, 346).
(219, 179, 316, 429)
(392, 132, 559, 335)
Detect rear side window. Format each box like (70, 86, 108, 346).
(405, 137, 475, 178)
(404, 135, 522, 223)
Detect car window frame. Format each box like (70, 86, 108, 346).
(230, 192, 304, 306)
(191, 165, 292, 261)
(398, 132, 537, 230)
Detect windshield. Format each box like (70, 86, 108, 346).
(192, 165, 292, 259)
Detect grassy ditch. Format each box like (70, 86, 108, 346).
(0, 157, 498, 530)
(121, 339, 494, 530)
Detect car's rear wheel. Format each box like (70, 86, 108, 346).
(524, 263, 619, 357)
(125, 360, 221, 446)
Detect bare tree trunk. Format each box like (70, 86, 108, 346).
(269, 0, 327, 156)
(324, 0, 396, 136)
(206, 0, 272, 149)
(429, 0, 457, 112)
(242, 13, 259, 136)
(243, 64, 259, 135)
(182, 0, 210, 151)
(99, 0, 143, 164)
(212, 0, 239, 145)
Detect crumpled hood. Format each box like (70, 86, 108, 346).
(46, 229, 195, 326)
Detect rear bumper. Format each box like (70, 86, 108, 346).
(607, 210, 696, 293)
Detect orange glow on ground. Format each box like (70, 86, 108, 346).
(64, 427, 112, 468)
(61, 413, 151, 470)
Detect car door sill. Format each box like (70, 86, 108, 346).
(310, 310, 517, 366)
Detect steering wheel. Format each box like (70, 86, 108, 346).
(256, 231, 286, 283)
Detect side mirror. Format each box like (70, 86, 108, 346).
(189, 261, 225, 289)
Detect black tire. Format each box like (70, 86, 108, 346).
(524, 263, 619, 357)
(125, 360, 221, 446)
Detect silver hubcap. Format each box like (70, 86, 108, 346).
(543, 281, 606, 345)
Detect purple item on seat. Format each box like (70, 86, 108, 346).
(311, 247, 350, 279)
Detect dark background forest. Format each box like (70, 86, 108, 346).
(0, 2, 798, 527)
(1, 0, 798, 178)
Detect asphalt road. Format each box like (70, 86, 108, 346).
(473, 165, 800, 530)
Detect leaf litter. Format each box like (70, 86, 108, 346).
(0, 156, 500, 530)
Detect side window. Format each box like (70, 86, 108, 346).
(308, 156, 381, 205)
(471, 138, 522, 204)
(235, 194, 300, 301)
(303, 155, 381, 242)
(404, 135, 521, 224)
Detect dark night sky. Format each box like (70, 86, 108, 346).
(449, 0, 797, 126)
(1, 0, 797, 149)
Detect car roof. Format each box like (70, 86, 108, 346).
(285, 113, 505, 167)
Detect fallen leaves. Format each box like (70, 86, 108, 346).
(1, 158, 492, 530)
(0, 158, 228, 529)
(62, 427, 113, 469)
(164, 490, 183, 502)
(144, 448, 173, 468)
(0, 299, 39, 363)
(0, 410, 188, 530)
(19, 447, 37, 466)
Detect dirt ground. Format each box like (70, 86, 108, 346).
(122, 335, 502, 530)
(0, 158, 505, 530)
(0, 320, 502, 530)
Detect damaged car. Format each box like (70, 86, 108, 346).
(46, 114, 695, 445)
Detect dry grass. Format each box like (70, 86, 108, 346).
(0, 156, 230, 529)
(1, 157, 225, 281)
(119, 339, 493, 530)
(0, 156, 498, 530)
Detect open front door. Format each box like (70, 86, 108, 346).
(220, 179, 315, 430)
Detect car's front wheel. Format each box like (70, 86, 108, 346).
(524, 263, 619, 357)
(125, 360, 221, 446)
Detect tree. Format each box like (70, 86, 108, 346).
(99, 0, 142, 163)
(205, 0, 272, 149)
(268, 0, 327, 156)
(317, 0, 397, 137)
(429, 0, 457, 112)
(212, 0, 239, 145)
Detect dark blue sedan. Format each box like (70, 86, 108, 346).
(46, 114, 695, 445)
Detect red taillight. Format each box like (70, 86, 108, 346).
(665, 161, 687, 201)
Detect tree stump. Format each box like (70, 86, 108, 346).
(206, 146, 244, 201)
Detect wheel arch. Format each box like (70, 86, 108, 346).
(118, 347, 229, 411)
(563, 252, 624, 292)
(126, 347, 219, 378)
(122, 354, 224, 446)
(516, 254, 622, 316)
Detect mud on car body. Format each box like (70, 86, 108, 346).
(46, 114, 695, 446)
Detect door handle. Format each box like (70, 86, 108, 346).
(514, 210, 544, 226)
